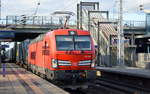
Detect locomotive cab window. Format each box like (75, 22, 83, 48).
(56, 36, 74, 50)
(74, 36, 91, 50)
(56, 35, 91, 51)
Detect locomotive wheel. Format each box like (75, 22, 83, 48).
(50, 71, 55, 80)
(33, 69, 36, 74)
(46, 70, 57, 81)
(32, 67, 36, 74)
(35, 70, 39, 75)
(27, 64, 32, 71)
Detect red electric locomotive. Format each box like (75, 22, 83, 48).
(28, 29, 96, 81)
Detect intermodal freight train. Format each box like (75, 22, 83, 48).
(16, 40, 30, 67)
(16, 29, 96, 81)
(6, 47, 16, 62)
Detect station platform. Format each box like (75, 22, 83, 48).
(96, 66, 150, 79)
(0, 63, 69, 94)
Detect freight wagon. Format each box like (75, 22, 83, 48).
(5, 47, 16, 62)
(16, 39, 30, 67)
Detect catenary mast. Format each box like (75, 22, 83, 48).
(117, 0, 124, 66)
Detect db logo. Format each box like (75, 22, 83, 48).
(72, 62, 77, 66)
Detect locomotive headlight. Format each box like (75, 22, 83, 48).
(91, 59, 96, 68)
(69, 31, 77, 35)
(52, 59, 58, 68)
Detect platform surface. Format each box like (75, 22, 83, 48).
(96, 66, 150, 79)
(0, 63, 69, 94)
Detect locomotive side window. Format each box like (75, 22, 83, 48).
(43, 41, 50, 55)
(44, 41, 47, 49)
(31, 52, 36, 59)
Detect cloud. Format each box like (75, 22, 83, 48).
(3, 0, 37, 16)
(2, 0, 80, 16)
(1, 0, 150, 20)
(123, 0, 150, 13)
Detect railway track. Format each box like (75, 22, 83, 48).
(62, 80, 131, 94)
(95, 78, 150, 94)
(64, 83, 129, 94)
(65, 78, 150, 94)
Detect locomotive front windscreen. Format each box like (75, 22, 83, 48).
(56, 36, 91, 51)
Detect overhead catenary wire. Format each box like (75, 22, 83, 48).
(51, 0, 79, 27)
(51, 0, 80, 17)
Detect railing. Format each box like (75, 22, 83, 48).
(0, 16, 77, 27)
(0, 16, 146, 29)
(109, 19, 146, 28)
(123, 20, 146, 28)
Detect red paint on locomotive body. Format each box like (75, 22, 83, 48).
(28, 29, 96, 80)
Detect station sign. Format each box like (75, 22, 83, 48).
(0, 31, 15, 39)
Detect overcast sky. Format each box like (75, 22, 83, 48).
(2, 0, 150, 21)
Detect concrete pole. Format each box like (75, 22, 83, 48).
(117, 0, 124, 66)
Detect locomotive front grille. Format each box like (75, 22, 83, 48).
(78, 60, 91, 66)
(58, 60, 71, 66)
